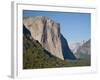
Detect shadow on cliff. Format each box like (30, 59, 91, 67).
(23, 24, 31, 38)
(60, 34, 76, 60)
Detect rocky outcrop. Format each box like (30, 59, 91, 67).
(75, 40, 91, 59)
(23, 16, 76, 60)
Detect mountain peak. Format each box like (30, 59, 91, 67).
(75, 39, 91, 59)
(23, 16, 76, 60)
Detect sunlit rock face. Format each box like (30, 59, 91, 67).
(23, 16, 76, 60)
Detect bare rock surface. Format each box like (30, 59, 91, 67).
(23, 16, 76, 60)
(75, 40, 91, 59)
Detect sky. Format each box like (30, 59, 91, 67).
(23, 10, 91, 43)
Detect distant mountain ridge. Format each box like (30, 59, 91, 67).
(23, 16, 76, 60)
(69, 42, 82, 54)
(75, 40, 91, 59)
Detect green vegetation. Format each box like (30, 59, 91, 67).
(23, 32, 90, 69)
(64, 59, 90, 67)
(23, 34, 68, 69)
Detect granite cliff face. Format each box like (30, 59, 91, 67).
(23, 16, 76, 60)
